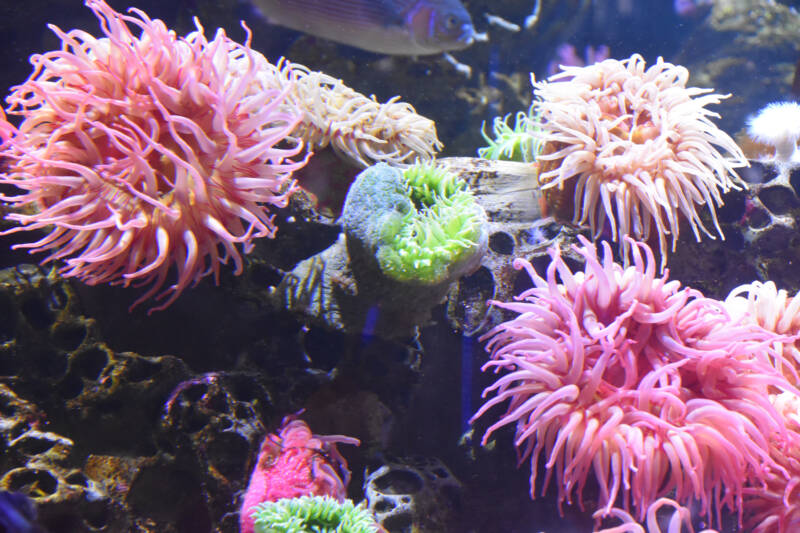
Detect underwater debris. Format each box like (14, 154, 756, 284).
(442, 53, 473, 78)
(484, 13, 521, 32)
(525, 0, 542, 28)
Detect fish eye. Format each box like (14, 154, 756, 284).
(445, 14, 458, 30)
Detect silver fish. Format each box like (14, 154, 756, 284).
(250, 0, 475, 55)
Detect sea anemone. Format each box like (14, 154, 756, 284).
(593, 498, 697, 533)
(724, 280, 800, 380)
(0, 109, 14, 143)
(240, 417, 360, 533)
(478, 105, 542, 163)
(743, 391, 800, 533)
(378, 162, 487, 284)
(263, 60, 441, 168)
(471, 236, 798, 525)
(0, 0, 306, 312)
(534, 54, 747, 268)
(745, 101, 800, 180)
(249, 496, 380, 533)
(341, 162, 487, 285)
(722, 283, 800, 532)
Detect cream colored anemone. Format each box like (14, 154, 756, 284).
(725, 280, 800, 379)
(724, 283, 800, 532)
(534, 54, 747, 267)
(726, 281, 800, 335)
(262, 59, 441, 168)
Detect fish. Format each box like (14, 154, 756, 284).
(250, 0, 475, 55)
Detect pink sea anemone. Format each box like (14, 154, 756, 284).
(0, 109, 15, 143)
(725, 280, 800, 381)
(594, 498, 704, 533)
(742, 392, 800, 533)
(239, 416, 360, 533)
(0, 0, 306, 312)
(534, 54, 747, 268)
(470, 236, 799, 526)
(722, 283, 800, 532)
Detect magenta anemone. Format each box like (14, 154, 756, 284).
(471, 236, 799, 525)
(0, 0, 306, 312)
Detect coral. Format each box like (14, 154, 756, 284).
(342, 162, 488, 286)
(250, 495, 379, 533)
(534, 54, 747, 267)
(0, 233, 403, 533)
(470, 236, 799, 525)
(363, 457, 462, 533)
(747, 102, 800, 162)
(0, 0, 306, 312)
(159, 371, 271, 526)
(380, 163, 487, 284)
(240, 417, 360, 533)
(0, 261, 254, 530)
(262, 60, 442, 168)
(477, 105, 541, 163)
(0, 383, 122, 530)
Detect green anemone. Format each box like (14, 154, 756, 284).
(251, 496, 379, 533)
(377, 162, 487, 285)
(478, 104, 542, 163)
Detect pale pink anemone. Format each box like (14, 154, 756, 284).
(0, 0, 306, 312)
(534, 54, 747, 269)
(722, 283, 800, 532)
(594, 498, 717, 533)
(470, 236, 800, 526)
(741, 391, 800, 533)
(0, 109, 15, 143)
(239, 416, 360, 533)
(724, 280, 800, 380)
